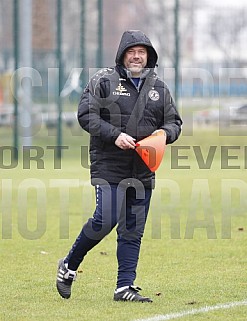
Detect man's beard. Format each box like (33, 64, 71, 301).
(128, 64, 143, 75)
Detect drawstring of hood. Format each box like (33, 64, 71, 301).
(124, 68, 151, 91)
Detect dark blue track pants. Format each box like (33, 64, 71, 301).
(65, 181, 152, 288)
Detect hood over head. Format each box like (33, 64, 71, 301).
(115, 30, 158, 69)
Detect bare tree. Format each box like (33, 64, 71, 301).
(144, 0, 174, 68)
(143, 0, 202, 69)
(209, 7, 247, 64)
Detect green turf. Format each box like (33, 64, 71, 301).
(0, 125, 247, 321)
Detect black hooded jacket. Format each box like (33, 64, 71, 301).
(78, 30, 182, 188)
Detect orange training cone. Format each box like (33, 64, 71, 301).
(135, 131, 166, 172)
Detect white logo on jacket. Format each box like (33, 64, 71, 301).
(148, 89, 159, 101)
(113, 84, 131, 96)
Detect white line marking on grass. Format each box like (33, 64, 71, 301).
(133, 300, 247, 321)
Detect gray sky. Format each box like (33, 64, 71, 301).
(206, 0, 246, 6)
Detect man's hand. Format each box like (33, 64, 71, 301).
(115, 133, 136, 150)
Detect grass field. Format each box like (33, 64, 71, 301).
(0, 124, 247, 321)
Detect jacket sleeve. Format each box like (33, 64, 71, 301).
(160, 88, 183, 144)
(77, 79, 122, 143)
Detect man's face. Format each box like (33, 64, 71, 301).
(123, 45, 148, 76)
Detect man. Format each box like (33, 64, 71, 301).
(56, 30, 182, 302)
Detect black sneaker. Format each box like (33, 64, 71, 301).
(56, 258, 77, 299)
(114, 286, 153, 302)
